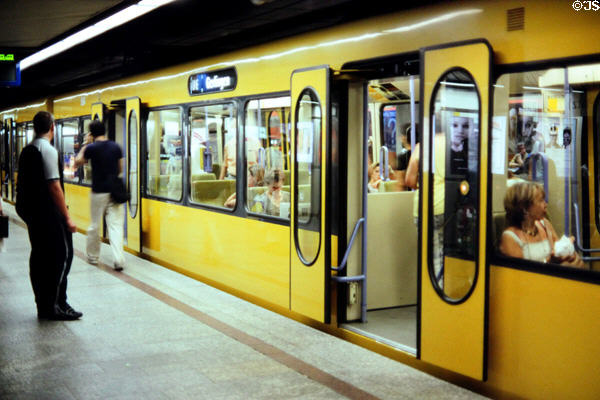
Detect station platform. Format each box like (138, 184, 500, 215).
(0, 203, 486, 400)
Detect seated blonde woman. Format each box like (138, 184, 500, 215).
(500, 181, 583, 267)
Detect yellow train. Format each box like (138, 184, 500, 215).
(3, 1, 600, 398)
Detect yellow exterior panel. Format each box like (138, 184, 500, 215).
(64, 184, 92, 230)
(141, 199, 290, 308)
(488, 265, 600, 399)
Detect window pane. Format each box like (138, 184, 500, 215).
(82, 118, 92, 184)
(146, 109, 182, 200)
(492, 65, 598, 270)
(295, 89, 321, 264)
(128, 111, 138, 218)
(244, 96, 290, 217)
(431, 70, 479, 301)
(189, 103, 237, 207)
(61, 120, 79, 183)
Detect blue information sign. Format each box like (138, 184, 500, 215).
(188, 67, 237, 95)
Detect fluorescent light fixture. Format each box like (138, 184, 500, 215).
(19, 0, 176, 70)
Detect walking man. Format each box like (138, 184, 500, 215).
(16, 111, 82, 320)
(75, 120, 125, 271)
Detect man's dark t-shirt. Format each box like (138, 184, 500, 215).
(84, 141, 123, 193)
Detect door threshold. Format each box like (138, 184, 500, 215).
(340, 323, 417, 355)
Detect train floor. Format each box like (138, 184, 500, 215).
(0, 203, 486, 400)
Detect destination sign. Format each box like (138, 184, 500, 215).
(189, 68, 237, 95)
(0, 53, 20, 86)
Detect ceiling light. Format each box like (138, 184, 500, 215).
(20, 0, 176, 70)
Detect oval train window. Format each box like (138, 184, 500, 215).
(429, 69, 479, 303)
(294, 88, 321, 265)
(128, 110, 138, 218)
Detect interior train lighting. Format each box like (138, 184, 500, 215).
(19, 0, 176, 71)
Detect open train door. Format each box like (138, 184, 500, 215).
(125, 97, 142, 253)
(289, 66, 331, 323)
(419, 40, 491, 380)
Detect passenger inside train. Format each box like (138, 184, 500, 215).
(499, 181, 583, 267)
(224, 164, 265, 208)
(250, 169, 290, 217)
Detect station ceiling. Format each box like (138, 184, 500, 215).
(0, 0, 438, 110)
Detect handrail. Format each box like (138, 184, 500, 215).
(572, 203, 600, 260)
(257, 147, 266, 168)
(379, 146, 389, 181)
(332, 218, 364, 272)
(529, 151, 549, 202)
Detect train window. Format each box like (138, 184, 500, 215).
(145, 109, 182, 200)
(243, 96, 291, 217)
(60, 120, 80, 183)
(14, 123, 32, 175)
(295, 89, 321, 263)
(491, 64, 600, 271)
(430, 69, 479, 302)
(128, 110, 138, 218)
(81, 118, 92, 185)
(189, 103, 237, 208)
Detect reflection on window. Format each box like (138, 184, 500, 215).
(61, 120, 80, 183)
(145, 109, 182, 200)
(244, 96, 290, 217)
(189, 103, 237, 207)
(430, 70, 479, 301)
(492, 65, 597, 271)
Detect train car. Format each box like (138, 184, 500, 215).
(3, 1, 600, 398)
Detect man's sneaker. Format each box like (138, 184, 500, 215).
(113, 263, 124, 272)
(87, 257, 98, 266)
(38, 305, 82, 321)
(61, 304, 83, 319)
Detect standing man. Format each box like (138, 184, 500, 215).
(75, 120, 125, 271)
(16, 111, 82, 320)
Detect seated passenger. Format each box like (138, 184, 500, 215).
(224, 164, 264, 208)
(251, 169, 290, 216)
(368, 163, 381, 193)
(508, 142, 527, 174)
(499, 181, 583, 267)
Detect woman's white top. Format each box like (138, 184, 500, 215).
(502, 230, 551, 262)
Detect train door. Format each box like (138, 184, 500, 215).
(125, 98, 142, 253)
(340, 59, 421, 353)
(289, 66, 331, 323)
(419, 41, 490, 380)
(1, 119, 10, 199)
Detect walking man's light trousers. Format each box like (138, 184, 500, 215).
(87, 192, 125, 267)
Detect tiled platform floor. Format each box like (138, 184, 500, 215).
(0, 203, 487, 400)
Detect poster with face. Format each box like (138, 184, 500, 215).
(447, 115, 474, 177)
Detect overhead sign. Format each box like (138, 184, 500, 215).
(0, 53, 20, 87)
(188, 68, 237, 95)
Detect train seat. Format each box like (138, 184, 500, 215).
(191, 179, 235, 206)
(492, 211, 506, 248)
(191, 172, 216, 181)
(379, 180, 401, 193)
